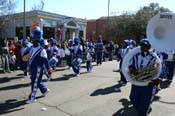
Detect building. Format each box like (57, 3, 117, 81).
(0, 10, 87, 41)
(86, 17, 107, 42)
(86, 16, 127, 43)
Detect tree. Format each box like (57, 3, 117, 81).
(133, 3, 170, 40)
(105, 3, 171, 42)
(0, 0, 16, 16)
(31, 0, 44, 11)
(0, 0, 16, 38)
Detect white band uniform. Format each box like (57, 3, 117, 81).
(121, 47, 162, 86)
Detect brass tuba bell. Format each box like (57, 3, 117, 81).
(147, 12, 175, 54)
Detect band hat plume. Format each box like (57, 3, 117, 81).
(32, 26, 42, 41)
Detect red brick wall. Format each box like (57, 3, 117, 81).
(87, 17, 135, 42)
(86, 18, 114, 42)
(86, 18, 108, 41)
(86, 20, 96, 41)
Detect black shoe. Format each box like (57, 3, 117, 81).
(147, 107, 152, 114)
(2, 70, 6, 73)
(167, 79, 172, 83)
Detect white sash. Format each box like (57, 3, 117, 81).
(28, 47, 42, 65)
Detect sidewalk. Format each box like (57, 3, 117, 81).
(0, 60, 175, 116)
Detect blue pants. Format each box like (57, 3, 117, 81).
(130, 85, 156, 116)
(119, 60, 127, 83)
(20, 60, 28, 76)
(165, 61, 175, 80)
(71, 58, 82, 75)
(28, 66, 47, 100)
(72, 64, 80, 74)
(43, 66, 50, 79)
(86, 60, 92, 72)
(108, 50, 113, 61)
(1, 55, 10, 72)
(66, 55, 73, 67)
(96, 52, 103, 65)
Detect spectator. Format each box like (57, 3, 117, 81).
(0, 39, 11, 73)
(8, 40, 16, 53)
(9, 50, 16, 71)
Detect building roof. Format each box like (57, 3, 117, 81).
(87, 16, 120, 22)
(2, 10, 86, 23)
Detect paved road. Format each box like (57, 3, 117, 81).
(0, 60, 175, 116)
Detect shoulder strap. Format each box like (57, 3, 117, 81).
(28, 47, 42, 65)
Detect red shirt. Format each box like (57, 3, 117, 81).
(9, 44, 16, 52)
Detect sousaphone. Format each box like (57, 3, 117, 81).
(147, 12, 175, 53)
(122, 12, 175, 86)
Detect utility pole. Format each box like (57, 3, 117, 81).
(108, 0, 110, 21)
(23, 0, 26, 39)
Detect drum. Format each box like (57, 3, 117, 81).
(22, 54, 29, 62)
(49, 56, 58, 66)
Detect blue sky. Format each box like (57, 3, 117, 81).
(15, 0, 175, 19)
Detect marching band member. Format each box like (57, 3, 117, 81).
(26, 27, 52, 104)
(128, 39, 136, 49)
(49, 49, 59, 71)
(129, 39, 161, 116)
(114, 40, 131, 92)
(154, 50, 175, 83)
(40, 39, 52, 81)
(49, 38, 59, 71)
(118, 40, 130, 85)
(164, 52, 175, 82)
(49, 38, 58, 57)
(20, 38, 32, 78)
(108, 40, 114, 61)
(58, 44, 65, 66)
(96, 35, 104, 65)
(72, 37, 83, 76)
(86, 42, 95, 72)
(65, 39, 74, 69)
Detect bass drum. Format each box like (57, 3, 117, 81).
(121, 47, 162, 86)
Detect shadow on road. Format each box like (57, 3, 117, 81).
(16, 73, 24, 76)
(0, 99, 26, 115)
(90, 84, 124, 96)
(80, 71, 89, 75)
(51, 74, 75, 82)
(81, 64, 97, 69)
(112, 98, 137, 116)
(112, 96, 161, 116)
(0, 94, 49, 115)
(160, 80, 172, 89)
(0, 76, 23, 84)
(113, 69, 120, 72)
(50, 71, 89, 82)
(155, 94, 175, 104)
(55, 68, 69, 71)
(0, 83, 30, 91)
(158, 100, 175, 104)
